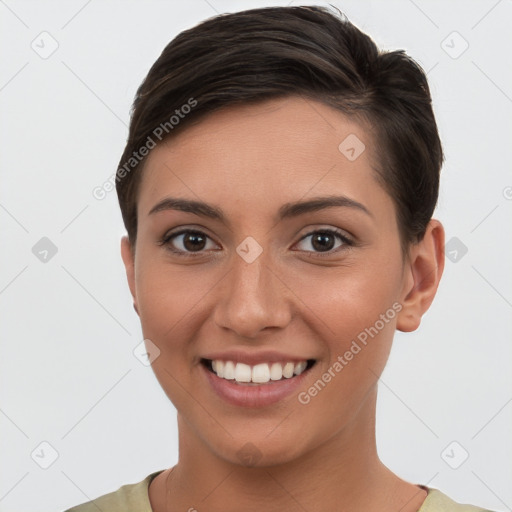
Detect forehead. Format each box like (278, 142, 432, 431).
(137, 96, 387, 218)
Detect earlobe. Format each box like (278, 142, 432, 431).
(396, 219, 445, 332)
(120, 236, 139, 316)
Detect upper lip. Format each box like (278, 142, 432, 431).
(201, 349, 316, 366)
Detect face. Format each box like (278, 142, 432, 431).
(122, 96, 423, 467)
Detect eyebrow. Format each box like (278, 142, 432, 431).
(148, 195, 372, 224)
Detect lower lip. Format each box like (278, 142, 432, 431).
(202, 364, 313, 408)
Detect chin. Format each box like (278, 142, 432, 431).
(203, 428, 313, 469)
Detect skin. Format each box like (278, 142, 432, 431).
(120, 95, 445, 512)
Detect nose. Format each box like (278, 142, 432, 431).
(212, 250, 292, 339)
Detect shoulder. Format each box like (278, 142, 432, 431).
(420, 487, 496, 512)
(62, 470, 165, 512)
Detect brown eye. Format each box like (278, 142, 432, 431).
(181, 232, 207, 251)
(294, 229, 352, 255)
(160, 229, 219, 256)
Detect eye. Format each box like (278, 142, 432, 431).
(159, 227, 353, 258)
(159, 229, 219, 257)
(293, 228, 353, 256)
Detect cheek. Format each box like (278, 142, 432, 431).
(133, 258, 222, 393)
(134, 263, 200, 404)
(295, 280, 398, 434)
(135, 256, 207, 338)
(296, 260, 402, 338)
(293, 263, 400, 399)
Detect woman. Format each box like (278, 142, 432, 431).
(65, 5, 496, 511)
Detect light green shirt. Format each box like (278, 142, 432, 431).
(63, 470, 495, 512)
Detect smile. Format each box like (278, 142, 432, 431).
(200, 351, 318, 407)
(202, 358, 316, 384)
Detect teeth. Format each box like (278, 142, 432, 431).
(252, 363, 270, 383)
(234, 363, 251, 382)
(213, 360, 224, 378)
(282, 362, 295, 378)
(269, 362, 283, 381)
(294, 361, 307, 375)
(209, 360, 311, 384)
(223, 361, 235, 380)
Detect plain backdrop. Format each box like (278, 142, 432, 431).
(1, 1, 511, 511)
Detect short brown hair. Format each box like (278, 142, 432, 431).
(115, 4, 443, 249)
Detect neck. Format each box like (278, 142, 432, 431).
(150, 387, 427, 512)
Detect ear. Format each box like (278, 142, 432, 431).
(120, 236, 139, 316)
(396, 219, 445, 332)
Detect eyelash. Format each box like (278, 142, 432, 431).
(158, 228, 354, 258)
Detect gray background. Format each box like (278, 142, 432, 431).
(1, 0, 511, 510)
